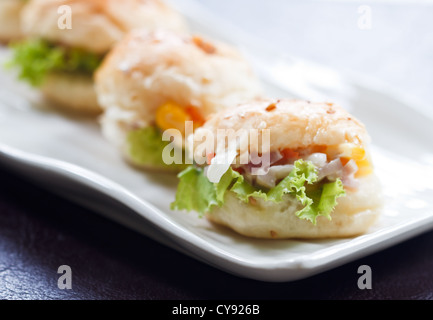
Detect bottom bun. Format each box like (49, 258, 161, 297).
(123, 153, 187, 174)
(41, 72, 101, 114)
(207, 174, 383, 239)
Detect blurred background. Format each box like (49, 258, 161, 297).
(198, 0, 433, 114)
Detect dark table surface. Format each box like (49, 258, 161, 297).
(1, 0, 433, 300)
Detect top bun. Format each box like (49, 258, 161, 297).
(95, 29, 263, 140)
(192, 99, 370, 158)
(0, 0, 25, 43)
(20, 0, 187, 54)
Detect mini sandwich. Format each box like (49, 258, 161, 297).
(0, 0, 25, 43)
(171, 99, 382, 239)
(94, 29, 263, 172)
(7, 0, 187, 113)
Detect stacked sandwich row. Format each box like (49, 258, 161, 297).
(3, 0, 382, 239)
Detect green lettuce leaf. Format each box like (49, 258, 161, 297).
(127, 126, 188, 171)
(6, 39, 103, 86)
(266, 159, 318, 202)
(170, 166, 219, 216)
(171, 159, 346, 224)
(295, 179, 346, 223)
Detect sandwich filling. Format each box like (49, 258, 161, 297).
(127, 101, 205, 170)
(7, 38, 103, 86)
(171, 143, 373, 224)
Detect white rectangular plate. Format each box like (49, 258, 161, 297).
(1, 0, 433, 282)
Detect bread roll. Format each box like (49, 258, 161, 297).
(17, 0, 187, 113)
(21, 0, 187, 54)
(193, 99, 369, 160)
(41, 73, 100, 114)
(175, 99, 383, 239)
(95, 29, 263, 170)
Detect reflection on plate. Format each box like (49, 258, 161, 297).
(0, 0, 433, 282)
